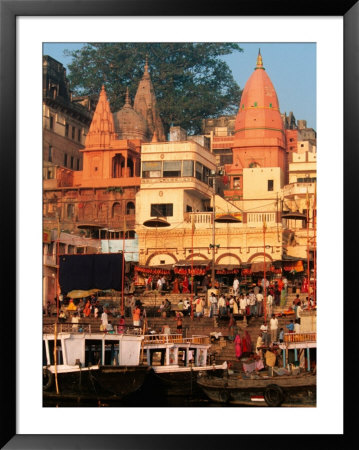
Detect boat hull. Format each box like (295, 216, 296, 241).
(43, 365, 150, 401)
(197, 373, 316, 407)
(149, 364, 227, 396)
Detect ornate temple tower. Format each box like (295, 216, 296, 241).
(133, 58, 166, 142)
(224, 51, 287, 199)
(84, 85, 117, 149)
(113, 88, 149, 141)
(232, 50, 286, 170)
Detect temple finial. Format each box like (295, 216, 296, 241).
(125, 87, 131, 106)
(256, 49, 264, 69)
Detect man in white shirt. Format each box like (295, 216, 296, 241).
(233, 277, 239, 295)
(256, 292, 264, 317)
(209, 292, 218, 318)
(71, 312, 80, 332)
(157, 277, 163, 291)
(269, 314, 278, 343)
(296, 301, 303, 324)
(260, 322, 269, 346)
(248, 291, 257, 316)
(101, 310, 108, 331)
(218, 295, 227, 318)
(267, 293, 273, 317)
(239, 294, 247, 315)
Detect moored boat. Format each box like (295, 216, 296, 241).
(197, 370, 316, 407)
(197, 332, 317, 407)
(141, 333, 228, 396)
(43, 323, 150, 401)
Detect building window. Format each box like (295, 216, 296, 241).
(77, 159, 80, 170)
(67, 204, 75, 218)
(233, 177, 240, 189)
(78, 129, 81, 142)
(151, 203, 173, 217)
(268, 180, 274, 191)
(64, 153, 68, 167)
(297, 177, 316, 183)
(220, 155, 233, 165)
(254, 101, 258, 107)
(182, 160, 194, 177)
(65, 123, 69, 137)
(269, 103, 272, 108)
(195, 162, 203, 181)
(186, 205, 193, 212)
(68, 245, 75, 254)
(71, 156, 74, 169)
(142, 161, 162, 178)
(163, 160, 181, 178)
(48, 145, 52, 162)
(126, 202, 135, 215)
(49, 116, 54, 130)
(72, 127, 76, 139)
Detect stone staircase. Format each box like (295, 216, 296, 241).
(43, 291, 308, 366)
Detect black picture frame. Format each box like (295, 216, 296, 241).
(1, 0, 355, 448)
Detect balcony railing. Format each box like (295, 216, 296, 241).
(284, 332, 316, 343)
(143, 334, 210, 346)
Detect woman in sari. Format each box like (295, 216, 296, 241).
(83, 300, 92, 317)
(234, 333, 242, 359)
(172, 277, 180, 294)
(182, 276, 189, 293)
(242, 330, 252, 355)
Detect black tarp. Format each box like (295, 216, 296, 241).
(59, 253, 124, 294)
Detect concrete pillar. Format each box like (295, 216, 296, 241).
(306, 348, 310, 372)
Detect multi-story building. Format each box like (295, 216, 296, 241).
(43, 51, 316, 301)
(43, 60, 166, 304)
(43, 55, 93, 172)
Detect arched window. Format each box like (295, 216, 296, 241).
(112, 202, 122, 218)
(112, 154, 124, 178)
(67, 203, 75, 219)
(126, 158, 134, 177)
(126, 201, 135, 215)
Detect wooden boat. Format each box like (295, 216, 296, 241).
(43, 323, 150, 401)
(141, 333, 228, 396)
(197, 332, 317, 407)
(197, 370, 316, 406)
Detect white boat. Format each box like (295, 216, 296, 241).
(141, 333, 228, 396)
(43, 323, 149, 400)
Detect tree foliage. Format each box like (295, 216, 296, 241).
(65, 43, 243, 135)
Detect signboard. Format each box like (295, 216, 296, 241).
(43, 229, 51, 243)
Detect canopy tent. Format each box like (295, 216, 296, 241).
(174, 260, 211, 267)
(66, 289, 100, 299)
(59, 253, 124, 295)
